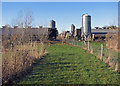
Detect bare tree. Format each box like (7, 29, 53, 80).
(2, 9, 35, 84)
(24, 9, 34, 28)
(2, 8, 52, 84)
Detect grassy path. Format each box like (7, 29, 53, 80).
(18, 43, 119, 84)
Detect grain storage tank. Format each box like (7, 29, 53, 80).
(49, 20, 56, 28)
(71, 24, 75, 36)
(82, 14, 91, 39)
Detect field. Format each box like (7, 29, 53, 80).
(66, 40, 119, 61)
(18, 43, 119, 84)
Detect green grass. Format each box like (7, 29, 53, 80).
(18, 43, 119, 84)
(66, 40, 119, 60)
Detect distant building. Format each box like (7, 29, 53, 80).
(65, 31, 71, 39)
(74, 28, 81, 40)
(39, 26, 43, 28)
(102, 27, 106, 29)
(49, 20, 56, 28)
(1, 20, 58, 41)
(91, 29, 114, 34)
(93, 27, 107, 30)
(94, 27, 99, 29)
(59, 33, 65, 38)
(91, 29, 116, 41)
(71, 24, 75, 37)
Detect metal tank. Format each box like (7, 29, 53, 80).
(82, 14, 91, 40)
(49, 20, 56, 28)
(71, 24, 75, 37)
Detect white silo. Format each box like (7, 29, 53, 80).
(82, 14, 91, 40)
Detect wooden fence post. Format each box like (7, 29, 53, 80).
(88, 40, 90, 51)
(115, 62, 118, 71)
(100, 44, 103, 60)
(84, 41, 86, 48)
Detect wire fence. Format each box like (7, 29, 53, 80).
(66, 39, 119, 72)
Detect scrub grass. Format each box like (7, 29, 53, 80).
(18, 43, 119, 84)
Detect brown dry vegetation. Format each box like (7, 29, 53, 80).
(106, 29, 120, 52)
(105, 29, 120, 71)
(2, 10, 49, 84)
(2, 29, 48, 84)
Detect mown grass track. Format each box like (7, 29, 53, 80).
(18, 43, 119, 84)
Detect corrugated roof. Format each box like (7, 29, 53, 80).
(91, 29, 116, 34)
(1, 27, 48, 35)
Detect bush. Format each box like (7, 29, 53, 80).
(2, 28, 48, 84)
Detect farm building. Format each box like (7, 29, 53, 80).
(1, 26, 58, 41)
(91, 29, 116, 41)
(1, 20, 58, 41)
(74, 28, 81, 40)
(69, 27, 117, 41)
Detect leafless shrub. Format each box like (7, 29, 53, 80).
(105, 30, 119, 70)
(106, 29, 119, 52)
(2, 10, 48, 84)
(103, 58, 107, 63)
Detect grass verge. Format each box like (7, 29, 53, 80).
(18, 43, 119, 84)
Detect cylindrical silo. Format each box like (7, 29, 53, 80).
(82, 14, 91, 38)
(49, 20, 56, 28)
(71, 24, 75, 37)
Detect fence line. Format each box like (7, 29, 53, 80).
(66, 39, 119, 72)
